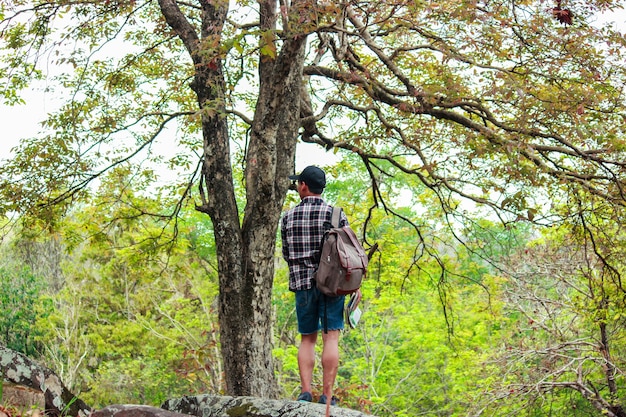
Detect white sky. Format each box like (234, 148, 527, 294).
(1, 86, 52, 159)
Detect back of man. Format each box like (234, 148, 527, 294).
(281, 165, 347, 407)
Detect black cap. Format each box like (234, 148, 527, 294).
(289, 165, 326, 190)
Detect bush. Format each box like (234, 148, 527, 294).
(0, 266, 52, 357)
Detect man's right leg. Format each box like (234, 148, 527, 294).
(295, 289, 320, 400)
(318, 294, 345, 407)
(321, 329, 340, 399)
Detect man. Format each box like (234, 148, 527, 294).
(281, 165, 348, 406)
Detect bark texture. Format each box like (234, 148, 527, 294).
(162, 394, 375, 417)
(0, 345, 91, 417)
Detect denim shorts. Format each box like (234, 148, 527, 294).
(295, 287, 345, 334)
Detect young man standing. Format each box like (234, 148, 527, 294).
(281, 165, 348, 406)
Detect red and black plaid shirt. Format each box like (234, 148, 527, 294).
(281, 196, 348, 291)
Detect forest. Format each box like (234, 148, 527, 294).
(1, 0, 626, 415)
(2, 158, 626, 416)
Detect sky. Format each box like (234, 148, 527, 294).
(2, 86, 51, 159)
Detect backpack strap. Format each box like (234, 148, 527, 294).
(323, 206, 343, 334)
(331, 206, 342, 228)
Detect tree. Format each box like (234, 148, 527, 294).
(37, 167, 225, 406)
(2, 0, 626, 400)
(474, 218, 626, 417)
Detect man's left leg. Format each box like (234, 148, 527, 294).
(319, 293, 345, 405)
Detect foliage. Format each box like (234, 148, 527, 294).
(472, 215, 626, 417)
(1, 167, 223, 407)
(0, 264, 52, 357)
(4, 157, 626, 415)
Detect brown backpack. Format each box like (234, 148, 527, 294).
(315, 207, 368, 297)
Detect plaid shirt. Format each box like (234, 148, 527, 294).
(281, 196, 348, 291)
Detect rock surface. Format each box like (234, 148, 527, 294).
(162, 394, 373, 417)
(92, 405, 190, 417)
(0, 346, 91, 417)
(1, 383, 45, 410)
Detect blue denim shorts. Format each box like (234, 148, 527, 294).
(295, 287, 345, 334)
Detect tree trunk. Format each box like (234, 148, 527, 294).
(158, 0, 308, 397)
(599, 320, 626, 417)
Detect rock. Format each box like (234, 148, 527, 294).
(162, 394, 375, 417)
(0, 346, 91, 417)
(91, 405, 190, 417)
(1, 383, 45, 410)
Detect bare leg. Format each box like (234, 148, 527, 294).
(298, 332, 318, 394)
(321, 329, 340, 399)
